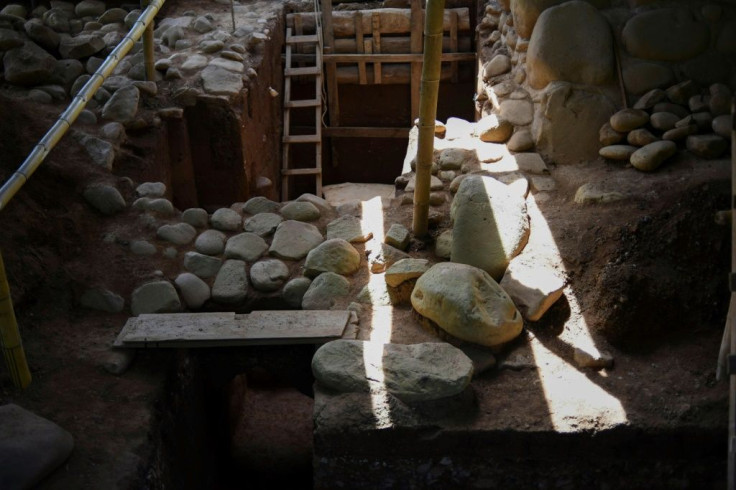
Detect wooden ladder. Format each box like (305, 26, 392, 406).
(282, 27, 323, 200)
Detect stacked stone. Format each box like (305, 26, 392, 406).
(599, 80, 733, 171)
(121, 189, 377, 315)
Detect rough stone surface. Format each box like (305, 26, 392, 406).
(83, 184, 126, 215)
(157, 223, 196, 245)
(649, 112, 680, 131)
(599, 145, 637, 161)
(201, 65, 242, 97)
(668, 80, 699, 106)
(573, 348, 615, 369)
(507, 129, 534, 152)
(194, 230, 227, 256)
(136, 182, 166, 198)
(326, 215, 372, 243)
(622, 9, 708, 61)
(183, 251, 222, 279)
(212, 259, 248, 304)
(385, 258, 431, 288)
(80, 287, 124, 313)
(250, 259, 290, 292)
(412, 262, 523, 348)
(368, 243, 411, 273)
(101, 85, 139, 123)
(174, 273, 211, 309)
(686, 135, 728, 159)
(131, 281, 182, 315)
(280, 201, 320, 221)
(182, 208, 209, 228)
(630, 140, 677, 172)
(475, 115, 513, 143)
(483, 54, 511, 78)
(574, 184, 625, 204)
(59, 34, 105, 59)
(385, 224, 411, 251)
(0, 404, 74, 490)
(627, 128, 659, 147)
(599, 123, 624, 146)
(301, 272, 350, 310)
(269, 220, 324, 260)
(500, 259, 565, 321)
(130, 240, 156, 256)
(244, 212, 283, 236)
(610, 108, 649, 132)
(76, 133, 114, 170)
(622, 62, 674, 95)
(304, 239, 361, 278)
(3, 42, 56, 86)
(633, 88, 666, 110)
(282, 277, 312, 308)
(210, 208, 242, 231)
(312, 340, 474, 402)
(527, 1, 613, 89)
(243, 196, 280, 215)
(499, 99, 534, 126)
(225, 232, 268, 262)
(451, 175, 529, 280)
(435, 230, 452, 259)
(535, 82, 616, 164)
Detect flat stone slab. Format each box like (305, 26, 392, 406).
(0, 404, 74, 489)
(114, 311, 351, 347)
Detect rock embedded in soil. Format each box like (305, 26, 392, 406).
(280, 201, 320, 221)
(136, 182, 166, 198)
(210, 207, 242, 231)
(573, 183, 625, 204)
(282, 277, 311, 308)
(58, 34, 105, 59)
(609, 108, 649, 132)
(451, 175, 529, 280)
(131, 281, 182, 315)
(80, 287, 125, 313)
(686, 135, 728, 159)
(183, 251, 222, 279)
(368, 243, 411, 273)
(212, 259, 248, 304)
(130, 240, 156, 256)
(434, 230, 452, 259)
(301, 272, 350, 310)
(384, 223, 410, 251)
(82, 184, 126, 215)
(243, 196, 280, 215)
(174, 272, 211, 309)
(630, 140, 677, 172)
(194, 230, 227, 256)
(312, 340, 474, 402)
(101, 85, 139, 123)
(304, 239, 361, 278)
(76, 133, 115, 170)
(627, 128, 659, 147)
(385, 258, 431, 288)
(296, 193, 333, 213)
(0, 404, 74, 490)
(500, 259, 565, 321)
(573, 348, 614, 369)
(224, 232, 268, 262)
(157, 223, 196, 245)
(181, 208, 209, 228)
(244, 212, 283, 237)
(599, 145, 637, 161)
(411, 262, 523, 348)
(269, 220, 324, 260)
(326, 215, 372, 243)
(102, 349, 136, 376)
(250, 259, 290, 292)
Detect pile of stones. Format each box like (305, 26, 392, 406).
(599, 80, 733, 171)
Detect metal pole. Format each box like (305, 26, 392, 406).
(142, 0, 155, 81)
(412, 0, 445, 237)
(0, 251, 31, 389)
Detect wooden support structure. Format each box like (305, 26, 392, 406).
(282, 28, 323, 199)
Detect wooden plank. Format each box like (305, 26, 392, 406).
(323, 126, 411, 138)
(355, 12, 366, 85)
(286, 34, 319, 44)
(410, 0, 422, 121)
(115, 311, 351, 348)
(372, 13, 381, 84)
(286, 8, 471, 36)
(335, 62, 459, 84)
(282, 168, 322, 175)
(285, 98, 321, 108)
(294, 15, 304, 60)
(285, 66, 322, 76)
(283, 134, 321, 143)
(284, 36, 473, 55)
(323, 52, 475, 63)
(450, 10, 459, 83)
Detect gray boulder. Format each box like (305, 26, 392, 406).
(411, 262, 523, 348)
(182, 208, 208, 228)
(58, 34, 105, 59)
(183, 251, 222, 279)
(280, 201, 320, 221)
(500, 258, 565, 321)
(243, 196, 280, 215)
(244, 212, 283, 236)
(3, 42, 56, 86)
(80, 287, 124, 313)
(174, 273, 211, 309)
(250, 259, 290, 292)
(269, 220, 324, 260)
(83, 183, 126, 215)
(304, 239, 361, 278)
(224, 232, 268, 262)
(210, 207, 242, 231)
(622, 9, 708, 61)
(312, 340, 474, 402)
(194, 230, 227, 256)
(212, 259, 248, 304)
(156, 222, 196, 245)
(301, 272, 350, 310)
(326, 215, 373, 243)
(130, 281, 182, 315)
(101, 85, 139, 123)
(24, 19, 60, 52)
(630, 140, 677, 172)
(282, 277, 311, 308)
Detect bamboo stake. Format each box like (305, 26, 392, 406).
(0, 251, 31, 389)
(412, 0, 445, 237)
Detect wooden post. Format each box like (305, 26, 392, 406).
(142, 0, 155, 81)
(410, 0, 422, 121)
(450, 10, 458, 83)
(412, 0, 445, 237)
(729, 99, 736, 490)
(355, 12, 366, 85)
(372, 13, 382, 84)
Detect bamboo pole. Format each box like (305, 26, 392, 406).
(0, 251, 31, 389)
(412, 0, 445, 237)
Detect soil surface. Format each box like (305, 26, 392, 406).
(0, 85, 731, 490)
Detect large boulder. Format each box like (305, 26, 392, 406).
(212, 259, 248, 304)
(622, 62, 675, 96)
(58, 34, 105, 59)
(101, 85, 139, 123)
(301, 272, 350, 310)
(527, 1, 613, 89)
(269, 220, 324, 260)
(533, 82, 616, 164)
(130, 281, 182, 315)
(451, 175, 529, 280)
(622, 8, 709, 61)
(3, 42, 56, 86)
(312, 340, 474, 402)
(303, 239, 361, 278)
(411, 263, 523, 348)
(511, 0, 565, 39)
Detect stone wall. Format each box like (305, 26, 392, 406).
(477, 0, 735, 164)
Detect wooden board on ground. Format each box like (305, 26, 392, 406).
(114, 311, 352, 348)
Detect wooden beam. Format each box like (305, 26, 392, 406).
(323, 52, 475, 63)
(372, 13, 382, 84)
(355, 12, 366, 84)
(322, 0, 340, 130)
(284, 37, 473, 55)
(323, 126, 411, 138)
(450, 10, 458, 83)
(335, 62, 465, 84)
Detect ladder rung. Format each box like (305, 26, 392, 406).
(285, 66, 321, 76)
(283, 135, 321, 143)
(286, 34, 320, 44)
(285, 99, 321, 108)
(282, 168, 322, 176)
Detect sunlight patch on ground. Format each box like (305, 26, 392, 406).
(362, 340, 394, 429)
